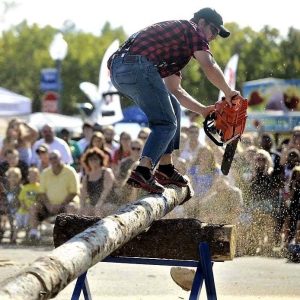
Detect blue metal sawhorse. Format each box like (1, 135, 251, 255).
(71, 242, 217, 300)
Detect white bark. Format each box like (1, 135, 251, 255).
(0, 185, 192, 300)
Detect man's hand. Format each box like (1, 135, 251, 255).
(224, 90, 240, 107)
(201, 105, 215, 118)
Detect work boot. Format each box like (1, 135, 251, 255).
(155, 165, 188, 187)
(127, 169, 165, 194)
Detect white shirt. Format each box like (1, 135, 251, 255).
(31, 137, 73, 165)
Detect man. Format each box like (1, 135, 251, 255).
(35, 143, 50, 171)
(60, 128, 81, 171)
(28, 150, 80, 241)
(108, 7, 239, 193)
(31, 125, 73, 166)
(180, 123, 202, 166)
(77, 121, 94, 154)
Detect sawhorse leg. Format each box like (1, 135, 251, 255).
(189, 242, 217, 300)
(71, 271, 92, 300)
(70, 242, 217, 300)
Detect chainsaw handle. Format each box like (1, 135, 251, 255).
(203, 114, 224, 146)
(221, 95, 244, 111)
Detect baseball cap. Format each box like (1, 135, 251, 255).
(36, 143, 49, 154)
(193, 7, 230, 38)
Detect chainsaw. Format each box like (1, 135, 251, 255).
(203, 95, 248, 175)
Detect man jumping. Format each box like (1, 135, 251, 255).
(108, 7, 239, 193)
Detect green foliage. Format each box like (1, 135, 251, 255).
(0, 20, 299, 114)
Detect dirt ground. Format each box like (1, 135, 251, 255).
(0, 245, 300, 300)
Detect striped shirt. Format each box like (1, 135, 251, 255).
(109, 20, 211, 78)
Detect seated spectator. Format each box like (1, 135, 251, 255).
(80, 147, 116, 217)
(102, 125, 118, 154)
(137, 127, 151, 143)
(82, 132, 112, 170)
(112, 132, 132, 172)
(114, 138, 144, 203)
(285, 166, 300, 245)
(35, 144, 50, 172)
(180, 123, 202, 167)
(28, 150, 80, 242)
(60, 128, 81, 172)
(276, 148, 300, 244)
(14, 167, 41, 242)
(0, 167, 22, 243)
(246, 149, 277, 254)
(0, 148, 29, 184)
(0, 118, 38, 165)
(77, 121, 94, 154)
(280, 127, 300, 165)
(187, 145, 221, 199)
(31, 124, 73, 166)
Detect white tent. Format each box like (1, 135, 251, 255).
(0, 87, 32, 116)
(27, 112, 83, 136)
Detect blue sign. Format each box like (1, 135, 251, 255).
(40, 68, 60, 91)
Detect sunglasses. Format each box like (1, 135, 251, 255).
(138, 135, 148, 140)
(209, 23, 220, 36)
(49, 156, 58, 160)
(131, 147, 141, 151)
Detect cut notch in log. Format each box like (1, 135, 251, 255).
(54, 214, 236, 261)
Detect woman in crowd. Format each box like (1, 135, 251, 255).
(80, 147, 116, 217)
(0, 167, 22, 244)
(285, 166, 300, 245)
(246, 149, 277, 254)
(82, 132, 112, 171)
(0, 118, 38, 165)
(114, 138, 144, 203)
(182, 145, 221, 218)
(111, 131, 132, 172)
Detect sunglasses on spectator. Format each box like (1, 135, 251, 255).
(131, 146, 141, 151)
(138, 135, 148, 140)
(49, 155, 58, 160)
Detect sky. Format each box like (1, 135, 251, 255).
(1, 0, 300, 37)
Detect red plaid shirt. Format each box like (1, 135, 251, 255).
(118, 20, 211, 78)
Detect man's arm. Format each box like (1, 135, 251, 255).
(61, 193, 77, 206)
(164, 74, 214, 118)
(194, 50, 239, 105)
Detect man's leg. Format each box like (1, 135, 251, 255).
(155, 94, 188, 187)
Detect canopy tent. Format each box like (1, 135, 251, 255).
(27, 112, 83, 136)
(0, 87, 32, 116)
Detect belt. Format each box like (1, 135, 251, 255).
(113, 53, 145, 63)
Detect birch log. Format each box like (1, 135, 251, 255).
(0, 184, 192, 300)
(54, 216, 236, 261)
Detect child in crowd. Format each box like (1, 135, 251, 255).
(0, 167, 22, 243)
(13, 167, 41, 242)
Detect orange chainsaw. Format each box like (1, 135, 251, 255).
(203, 95, 248, 175)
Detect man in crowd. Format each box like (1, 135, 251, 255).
(77, 121, 94, 154)
(31, 125, 73, 166)
(28, 150, 80, 242)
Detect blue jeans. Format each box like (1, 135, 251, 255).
(110, 55, 181, 168)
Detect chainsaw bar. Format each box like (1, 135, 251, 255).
(221, 139, 239, 175)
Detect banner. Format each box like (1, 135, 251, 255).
(218, 54, 239, 100)
(243, 78, 300, 112)
(79, 40, 123, 125)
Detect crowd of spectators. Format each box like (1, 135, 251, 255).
(0, 117, 299, 257)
